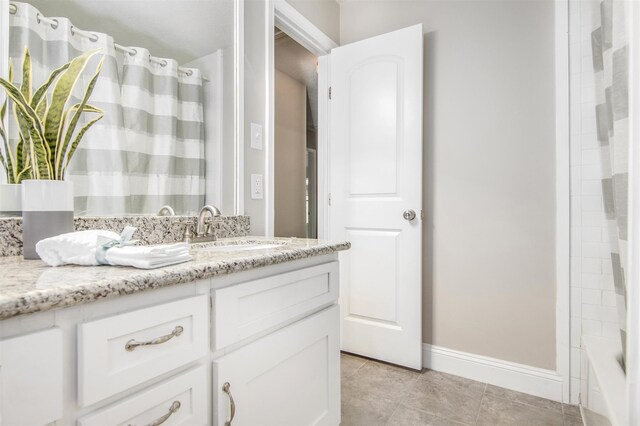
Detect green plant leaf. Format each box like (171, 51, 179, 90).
(61, 112, 103, 179)
(56, 56, 104, 178)
(16, 165, 31, 183)
(15, 106, 50, 180)
(44, 49, 100, 163)
(16, 137, 26, 179)
(55, 103, 102, 178)
(0, 150, 7, 182)
(36, 96, 47, 121)
(1, 77, 48, 179)
(0, 77, 45, 136)
(0, 119, 15, 183)
(20, 48, 31, 103)
(16, 136, 31, 182)
(31, 62, 70, 110)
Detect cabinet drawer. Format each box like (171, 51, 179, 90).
(0, 328, 63, 425)
(212, 262, 339, 350)
(78, 365, 208, 426)
(214, 305, 340, 426)
(78, 295, 209, 407)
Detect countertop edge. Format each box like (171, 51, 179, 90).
(0, 241, 350, 321)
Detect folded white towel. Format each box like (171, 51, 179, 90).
(105, 243, 192, 269)
(36, 229, 119, 266)
(35, 229, 192, 269)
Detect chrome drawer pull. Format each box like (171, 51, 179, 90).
(125, 325, 184, 352)
(149, 400, 181, 426)
(223, 382, 235, 426)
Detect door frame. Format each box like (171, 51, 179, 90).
(265, 0, 338, 238)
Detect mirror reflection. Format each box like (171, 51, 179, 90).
(1, 0, 237, 217)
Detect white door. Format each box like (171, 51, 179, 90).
(330, 24, 423, 370)
(213, 306, 340, 426)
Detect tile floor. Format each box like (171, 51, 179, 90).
(341, 353, 584, 426)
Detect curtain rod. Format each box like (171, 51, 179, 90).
(9, 2, 210, 83)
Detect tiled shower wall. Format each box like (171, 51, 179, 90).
(568, 0, 619, 405)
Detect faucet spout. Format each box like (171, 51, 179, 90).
(157, 205, 175, 216)
(196, 205, 222, 239)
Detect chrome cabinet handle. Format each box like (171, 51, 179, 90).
(403, 209, 417, 221)
(149, 400, 181, 426)
(125, 325, 184, 352)
(223, 382, 235, 426)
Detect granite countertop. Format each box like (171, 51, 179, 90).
(0, 237, 350, 320)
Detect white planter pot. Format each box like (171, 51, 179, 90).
(21, 180, 74, 259)
(0, 184, 22, 216)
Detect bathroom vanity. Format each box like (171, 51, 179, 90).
(0, 238, 349, 425)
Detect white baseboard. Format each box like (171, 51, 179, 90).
(422, 343, 565, 402)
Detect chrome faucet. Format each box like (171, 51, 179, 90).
(157, 205, 175, 216)
(184, 205, 222, 243)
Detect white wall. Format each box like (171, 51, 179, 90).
(285, 0, 339, 44)
(568, 0, 620, 405)
(340, 0, 558, 370)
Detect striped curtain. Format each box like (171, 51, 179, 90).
(8, 2, 205, 215)
(591, 0, 629, 368)
(121, 48, 205, 215)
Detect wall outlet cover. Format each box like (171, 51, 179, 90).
(250, 123, 263, 150)
(251, 174, 264, 199)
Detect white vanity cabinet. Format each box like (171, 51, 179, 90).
(0, 253, 342, 426)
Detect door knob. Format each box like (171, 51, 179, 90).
(403, 210, 416, 221)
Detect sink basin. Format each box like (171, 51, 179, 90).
(203, 244, 283, 252)
(193, 241, 286, 253)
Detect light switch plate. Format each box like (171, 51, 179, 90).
(251, 174, 264, 199)
(250, 123, 263, 150)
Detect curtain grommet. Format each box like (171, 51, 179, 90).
(50, 18, 59, 30)
(9, 3, 17, 14)
(129, 48, 137, 56)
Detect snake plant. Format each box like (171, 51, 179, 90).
(0, 48, 104, 183)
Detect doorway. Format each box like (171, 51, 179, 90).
(273, 28, 318, 238)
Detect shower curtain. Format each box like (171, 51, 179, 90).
(592, 0, 630, 368)
(7, 2, 205, 215)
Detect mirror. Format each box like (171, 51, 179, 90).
(1, 0, 238, 216)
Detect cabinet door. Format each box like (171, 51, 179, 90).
(214, 306, 340, 426)
(0, 328, 63, 426)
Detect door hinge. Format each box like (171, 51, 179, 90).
(328, 193, 332, 206)
(329, 86, 332, 100)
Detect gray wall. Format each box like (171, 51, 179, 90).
(340, 0, 557, 370)
(244, 0, 268, 236)
(275, 70, 308, 238)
